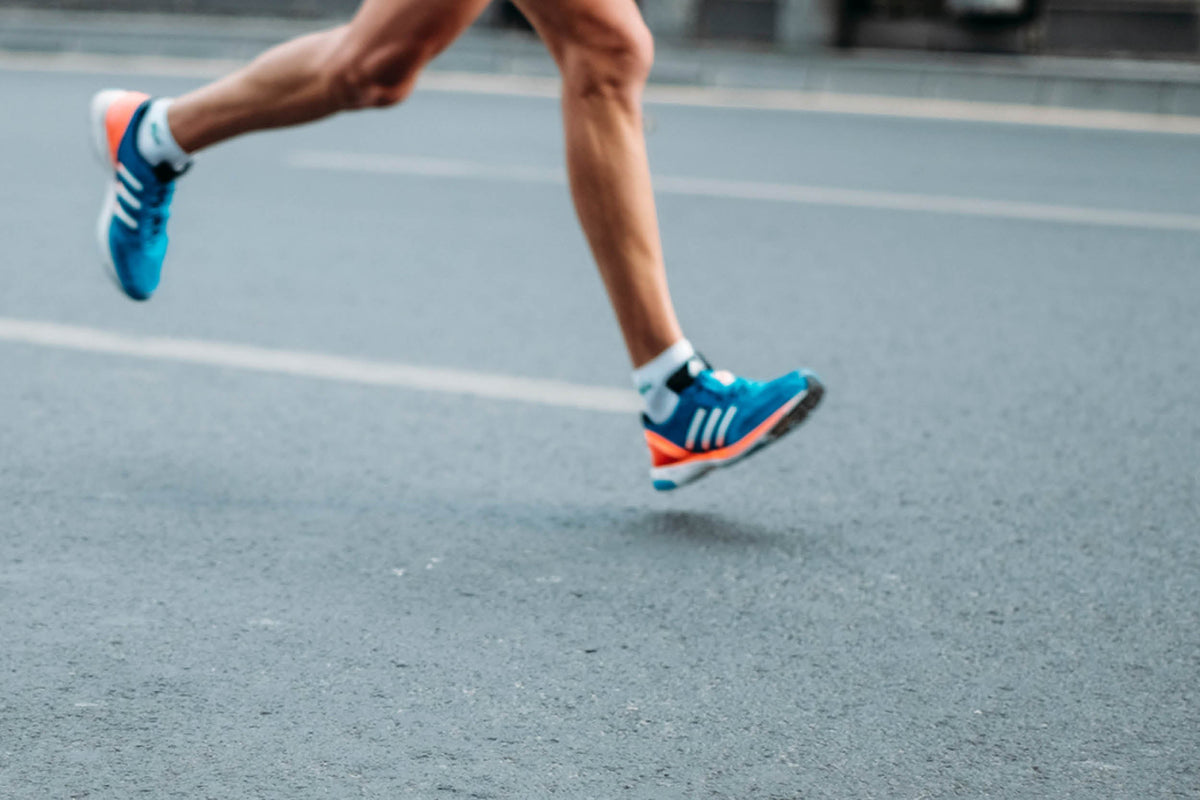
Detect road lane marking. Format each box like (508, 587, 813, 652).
(3, 50, 1200, 135)
(0, 317, 641, 414)
(0, 50, 242, 79)
(427, 71, 1200, 136)
(287, 150, 1200, 234)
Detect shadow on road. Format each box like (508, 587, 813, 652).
(622, 509, 802, 553)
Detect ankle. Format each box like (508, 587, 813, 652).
(632, 339, 701, 424)
(135, 99, 193, 172)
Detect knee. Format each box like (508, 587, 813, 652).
(559, 15, 654, 104)
(321, 29, 433, 109)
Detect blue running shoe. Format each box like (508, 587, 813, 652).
(643, 355, 824, 491)
(90, 90, 186, 301)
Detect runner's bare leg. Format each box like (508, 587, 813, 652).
(515, 0, 684, 367)
(166, 0, 491, 153)
(163, 0, 682, 368)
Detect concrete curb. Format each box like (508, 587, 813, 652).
(3, 8, 1200, 116)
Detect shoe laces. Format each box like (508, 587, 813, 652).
(693, 369, 753, 403)
(139, 161, 186, 240)
(140, 180, 173, 240)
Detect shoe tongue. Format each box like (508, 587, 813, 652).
(665, 353, 712, 394)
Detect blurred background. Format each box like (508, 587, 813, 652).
(1, 0, 1196, 58)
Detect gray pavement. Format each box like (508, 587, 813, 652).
(1, 62, 1199, 798)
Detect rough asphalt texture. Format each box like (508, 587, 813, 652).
(0, 65, 1198, 798)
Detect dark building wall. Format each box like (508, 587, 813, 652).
(1044, 0, 1199, 55)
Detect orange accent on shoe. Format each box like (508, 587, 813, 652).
(104, 91, 150, 165)
(644, 395, 801, 467)
(644, 430, 692, 467)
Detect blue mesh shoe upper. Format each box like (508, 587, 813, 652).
(104, 101, 185, 301)
(643, 356, 814, 453)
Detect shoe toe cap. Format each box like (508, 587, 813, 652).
(112, 255, 161, 301)
(767, 369, 817, 397)
(121, 281, 156, 302)
(108, 233, 163, 301)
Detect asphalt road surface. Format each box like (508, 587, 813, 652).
(1, 62, 1198, 799)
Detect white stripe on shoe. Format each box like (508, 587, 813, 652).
(701, 407, 723, 450)
(116, 162, 143, 192)
(715, 405, 737, 448)
(115, 181, 142, 210)
(684, 409, 706, 451)
(111, 192, 139, 229)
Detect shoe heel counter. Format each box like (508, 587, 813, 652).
(98, 91, 149, 166)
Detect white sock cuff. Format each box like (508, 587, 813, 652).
(632, 339, 696, 395)
(136, 98, 192, 171)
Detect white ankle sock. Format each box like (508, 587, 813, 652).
(632, 339, 696, 424)
(136, 99, 192, 171)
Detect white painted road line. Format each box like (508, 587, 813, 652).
(428, 71, 1200, 137)
(0, 50, 241, 79)
(0, 317, 641, 414)
(3, 50, 1200, 136)
(287, 150, 1200, 235)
